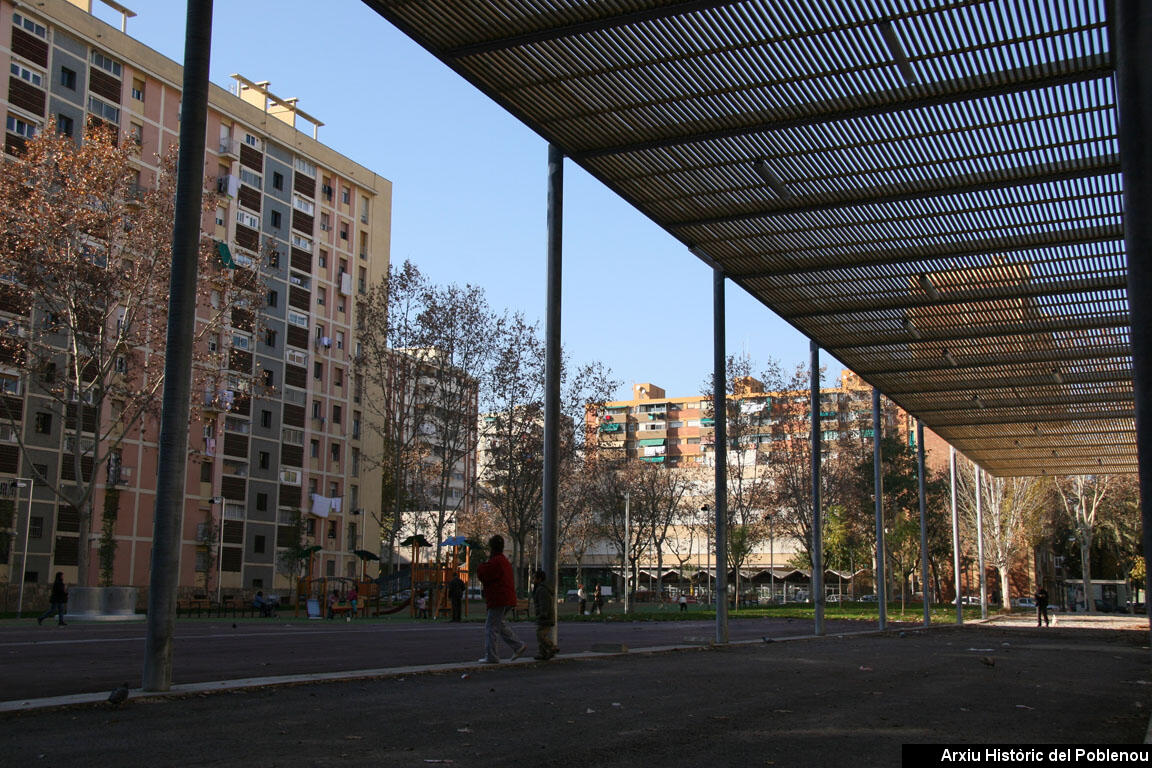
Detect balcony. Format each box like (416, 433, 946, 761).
(218, 138, 240, 157)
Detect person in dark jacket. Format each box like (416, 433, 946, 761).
(1035, 586, 1050, 627)
(475, 535, 526, 663)
(448, 574, 466, 622)
(38, 572, 68, 626)
(531, 569, 558, 660)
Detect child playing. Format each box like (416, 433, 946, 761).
(416, 591, 429, 619)
(531, 569, 558, 660)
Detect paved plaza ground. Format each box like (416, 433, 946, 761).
(0, 612, 1147, 766)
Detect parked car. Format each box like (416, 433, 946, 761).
(856, 594, 878, 602)
(1013, 597, 1036, 609)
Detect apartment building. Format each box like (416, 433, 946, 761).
(589, 370, 950, 471)
(0, 0, 391, 593)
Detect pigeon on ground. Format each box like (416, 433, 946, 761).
(108, 683, 130, 707)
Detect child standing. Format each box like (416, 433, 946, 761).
(531, 569, 558, 660)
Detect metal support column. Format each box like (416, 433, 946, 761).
(950, 446, 963, 625)
(541, 144, 563, 650)
(143, 0, 214, 693)
(712, 265, 728, 644)
(810, 341, 824, 636)
(975, 467, 987, 620)
(917, 420, 930, 627)
(1114, 0, 1152, 635)
(872, 388, 886, 630)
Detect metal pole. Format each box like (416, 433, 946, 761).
(15, 478, 33, 616)
(623, 492, 630, 615)
(872, 388, 887, 630)
(216, 502, 224, 606)
(917, 420, 929, 628)
(810, 340, 824, 635)
(542, 143, 563, 646)
(712, 264, 728, 644)
(1113, 0, 1152, 637)
(975, 466, 987, 619)
(950, 445, 963, 625)
(143, 0, 214, 692)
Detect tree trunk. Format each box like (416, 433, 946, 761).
(76, 497, 93, 587)
(998, 566, 1011, 613)
(1080, 539, 1095, 613)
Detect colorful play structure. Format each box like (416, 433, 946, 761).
(293, 535, 471, 619)
(403, 534, 471, 619)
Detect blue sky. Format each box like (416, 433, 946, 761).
(110, 1, 824, 400)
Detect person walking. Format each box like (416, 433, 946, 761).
(476, 534, 526, 663)
(37, 572, 68, 626)
(591, 584, 604, 615)
(347, 584, 358, 619)
(448, 573, 466, 622)
(678, 593, 688, 612)
(1035, 586, 1050, 628)
(577, 583, 587, 616)
(531, 569, 558, 660)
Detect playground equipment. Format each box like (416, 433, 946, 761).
(401, 534, 471, 619)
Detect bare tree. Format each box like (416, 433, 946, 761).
(1054, 474, 1113, 613)
(417, 283, 494, 563)
(0, 125, 265, 586)
(353, 260, 432, 574)
(954, 460, 1046, 609)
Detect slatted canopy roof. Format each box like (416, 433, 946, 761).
(363, 0, 1133, 477)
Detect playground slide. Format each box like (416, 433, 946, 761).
(378, 596, 412, 615)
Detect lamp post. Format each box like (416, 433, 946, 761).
(14, 478, 34, 617)
(622, 491, 630, 615)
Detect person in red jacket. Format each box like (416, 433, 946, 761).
(475, 534, 527, 663)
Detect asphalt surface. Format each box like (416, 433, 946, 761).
(0, 613, 1148, 767)
(0, 610, 883, 701)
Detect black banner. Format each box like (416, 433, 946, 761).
(903, 745, 1151, 767)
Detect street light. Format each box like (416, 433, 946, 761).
(700, 504, 710, 605)
(14, 477, 34, 617)
(622, 492, 630, 615)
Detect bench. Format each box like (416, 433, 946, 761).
(511, 598, 531, 621)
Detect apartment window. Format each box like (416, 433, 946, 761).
(330, 443, 340, 462)
(128, 122, 142, 145)
(339, 222, 348, 241)
(328, 482, 338, 498)
(237, 211, 259, 229)
(316, 287, 326, 307)
(56, 114, 73, 137)
(268, 250, 280, 269)
(239, 167, 262, 188)
(334, 368, 343, 387)
(270, 210, 282, 229)
(291, 234, 312, 250)
(287, 311, 308, 329)
(262, 369, 274, 388)
(295, 157, 316, 176)
(264, 328, 277, 347)
(200, 461, 212, 482)
(13, 13, 47, 38)
(292, 195, 314, 215)
(318, 250, 328, 268)
(312, 400, 322, 418)
(260, 409, 272, 429)
(320, 212, 330, 231)
(332, 405, 342, 425)
(259, 451, 270, 470)
(244, 133, 260, 147)
(357, 267, 367, 294)
(29, 516, 43, 539)
(131, 78, 145, 101)
(11, 63, 43, 88)
(335, 332, 344, 351)
(337, 299, 345, 314)
(6, 115, 36, 139)
(310, 439, 319, 458)
(254, 534, 266, 553)
(267, 289, 278, 307)
(341, 186, 350, 204)
(34, 412, 52, 434)
(215, 206, 226, 228)
(91, 51, 122, 77)
(272, 171, 283, 191)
